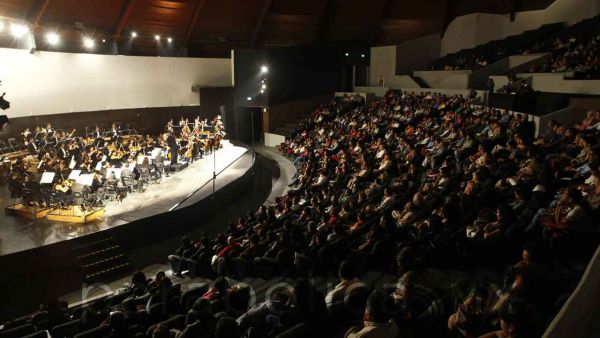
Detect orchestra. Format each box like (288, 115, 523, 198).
(6, 115, 226, 211)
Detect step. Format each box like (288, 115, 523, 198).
(76, 245, 121, 260)
(72, 237, 117, 253)
(85, 262, 132, 281)
(81, 254, 127, 270)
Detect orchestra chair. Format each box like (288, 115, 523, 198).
(71, 183, 87, 208)
(101, 180, 119, 202)
(121, 176, 136, 194)
(7, 137, 20, 152)
(138, 167, 151, 191)
(0, 139, 11, 154)
(7, 179, 23, 204)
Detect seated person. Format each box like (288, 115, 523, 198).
(344, 291, 400, 338)
(325, 260, 364, 309)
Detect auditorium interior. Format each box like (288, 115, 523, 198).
(0, 0, 599, 337)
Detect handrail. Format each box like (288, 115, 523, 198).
(168, 146, 253, 211)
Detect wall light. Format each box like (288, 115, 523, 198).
(344, 52, 349, 56)
(167, 37, 172, 43)
(154, 35, 160, 41)
(46, 32, 60, 45)
(83, 37, 95, 49)
(10, 23, 29, 38)
(260, 65, 268, 74)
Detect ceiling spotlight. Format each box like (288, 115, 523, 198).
(131, 31, 137, 38)
(247, 97, 252, 101)
(260, 65, 268, 74)
(345, 52, 349, 56)
(83, 37, 95, 49)
(154, 35, 160, 41)
(260, 89, 264, 94)
(102, 39, 106, 43)
(167, 37, 172, 43)
(261, 83, 267, 90)
(46, 32, 60, 45)
(361, 54, 365, 58)
(10, 23, 29, 38)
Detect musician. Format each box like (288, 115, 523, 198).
(27, 137, 39, 155)
(57, 142, 68, 159)
(9, 114, 224, 211)
(110, 123, 119, 139)
(93, 125, 102, 139)
(165, 132, 178, 165)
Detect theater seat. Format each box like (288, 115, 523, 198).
(180, 284, 209, 311)
(73, 325, 110, 338)
(22, 330, 49, 338)
(51, 319, 81, 338)
(273, 323, 310, 338)
(0, 324, 36, 338)
(158, 314, 186, 331)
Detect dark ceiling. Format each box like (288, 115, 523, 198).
(0, 0, 556, 57)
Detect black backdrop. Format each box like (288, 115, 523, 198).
(232, 41, 369, 143)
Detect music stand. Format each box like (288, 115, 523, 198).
(68, 170, 81, 180)
(40, 172, 55, 184)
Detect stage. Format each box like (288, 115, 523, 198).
(0, 141, 253, 256)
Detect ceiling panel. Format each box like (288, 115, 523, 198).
(42, 0, 126, 31)
(0, 0, 560, 56)
(191, 0, 264, 42)
(0, 0, 36, 20)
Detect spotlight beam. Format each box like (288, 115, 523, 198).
(114, 0, 137, 39)
(31, 0, 51, 26)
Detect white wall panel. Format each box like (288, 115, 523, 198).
(0, 48, 231, 117)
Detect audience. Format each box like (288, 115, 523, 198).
(2, 90, 598, 338)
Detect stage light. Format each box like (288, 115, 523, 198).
(261, 83, 267, 90)
(345, 52, 349, 56)
(247, 97, 252, 101)
(361, 54, 365, 58)
(155, 35, 160, 41)
(131, 31, 137, 38)
(260, 89, 264, 94)
(260, 65, 268, 74)
(83, 37, 95, 49)
(10, 23, 29, 38)
(45, 32, 60, 45)
(167, 37, 172, 43)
